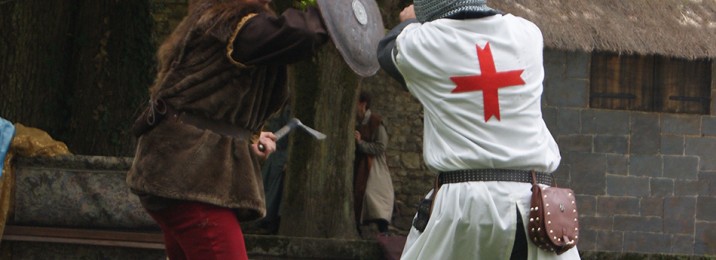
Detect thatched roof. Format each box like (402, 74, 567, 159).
(491, 0, 716, 59)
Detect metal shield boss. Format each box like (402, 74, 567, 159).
(316, 0, 384, 77)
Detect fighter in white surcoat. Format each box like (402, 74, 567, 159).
(377, 0, 580, 259)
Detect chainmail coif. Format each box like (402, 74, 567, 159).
(414, 0, 495, 22)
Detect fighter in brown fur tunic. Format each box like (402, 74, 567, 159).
(127, 0, 327, 258)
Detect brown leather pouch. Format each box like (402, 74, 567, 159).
(527, 171, 579, 255)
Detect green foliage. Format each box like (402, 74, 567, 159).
(294, 0, 317, 11)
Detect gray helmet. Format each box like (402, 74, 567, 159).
(414, 0, 495, 22)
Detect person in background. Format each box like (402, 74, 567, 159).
(256, 105, 291, 235)
(127, 0, 328, 258)
(354, 91, 395, 237)
(377, 0, 579, 259)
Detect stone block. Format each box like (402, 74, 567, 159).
(544, 48, 567, 64)
(566, 153, 607, 195)
(594, 135, 629, 154)
(650, 178, 675, 197)
(699, 171, 716, 196)
(660, 135, 684, 155)
(606, 155, 628, 175)
(565, 51, 590, 79)
(597, 196, 640, 216)
(640, 197, 663, 217)
(579, 216, 613, 231)
(576, 195, 596, 216)
(630, 112, 661, 155)
(614, 216, 662, 233)
(622, 232, 671, 254)
(703, 116, 716, 136)
(13, 156, 155, 229)
(543, 49, 566, 81)
(400, 152, 422, 170)
(556, 108, 582, 136)
(542, 106, 558, 138)
(674, 180, 709, 196)
(696, 196, 716, 221)
(663, 197, 696, 235)
(545, 78, 589, 108)
(596, 230, 624, 252)
(582, 109, 630, 135)
(662, 114, 701, 135)
(552, 163, 571, 183)
(670, 234, 695, 255)
(629, 155, 662, 177)
(577, 229, 597, 252)
(663, 156, 699, 180)
(606, 175, 649, 197)
(695, 221, 716, 255)
(557, 135, 592, 153)
(686, 137, 716, 171)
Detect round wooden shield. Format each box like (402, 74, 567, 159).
(316, 0, 385, 77)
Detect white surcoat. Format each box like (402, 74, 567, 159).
(392, 14, 579, 259)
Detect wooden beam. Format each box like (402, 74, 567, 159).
(2, 225, 164, 250)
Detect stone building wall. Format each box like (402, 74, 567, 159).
(540, 49, 716, 256)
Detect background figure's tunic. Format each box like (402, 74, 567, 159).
(354, 110, 394, 224)
(385, 14, 579, 259)
(127, 2, 327, 221)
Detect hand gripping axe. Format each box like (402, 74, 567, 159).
(258, 118, 326, 151)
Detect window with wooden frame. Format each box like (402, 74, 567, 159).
(590, 52, 712, 114)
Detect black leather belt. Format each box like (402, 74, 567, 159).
(132, 98, 256, 141)
(439, 169, 553, 186)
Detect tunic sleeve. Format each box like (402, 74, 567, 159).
(377, 19, 418, 88)
(357, 123, 388, 155)
(229, 7, 329, 66)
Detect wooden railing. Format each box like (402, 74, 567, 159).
(2, 225, 164, 250)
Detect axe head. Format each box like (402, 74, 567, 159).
(296, 119, 327, 140)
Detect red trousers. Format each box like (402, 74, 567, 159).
(146, 201, 248, 260)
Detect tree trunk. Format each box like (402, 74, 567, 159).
(63, 0, 154, 156)
(0, 0, 154, 156)
(279, 43, 362, 239)
(0, 0, 75, 136)
(275, 0, 410, 239)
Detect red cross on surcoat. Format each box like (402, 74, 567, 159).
(450, 42, 525, 122)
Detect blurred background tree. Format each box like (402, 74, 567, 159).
(0, 0, 154, 156)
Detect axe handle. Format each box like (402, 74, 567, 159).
(257, 121, 298, 152)
(273, 124, 294, 140)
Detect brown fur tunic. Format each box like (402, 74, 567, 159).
(127, 0, 327, 221)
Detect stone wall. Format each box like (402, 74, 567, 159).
(11, 156, 153, 229)
(540, 49, 716, 256)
